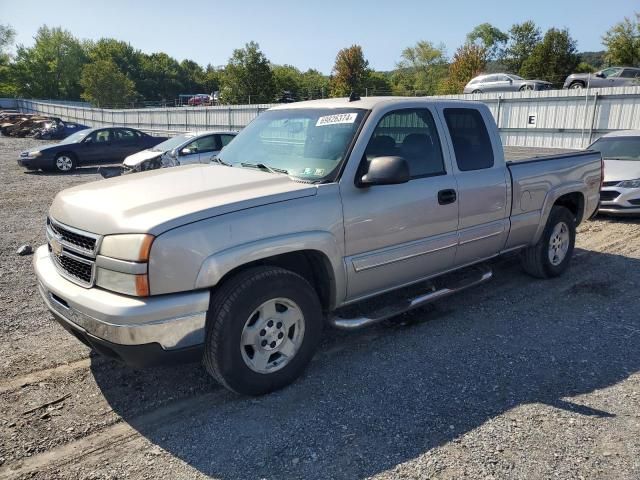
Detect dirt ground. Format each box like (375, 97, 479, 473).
(0, 137, 639, 480)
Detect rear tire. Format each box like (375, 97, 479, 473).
(520, 206, 576, 278)
(203, 266, 323, 395)
(472, 89, 482, 94)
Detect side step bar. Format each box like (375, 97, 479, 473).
(329, 266, 493, 330)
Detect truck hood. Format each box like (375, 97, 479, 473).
(49, 165, 317, 235)
(123, 149, 163, 166)
(603, 159, 640, 182)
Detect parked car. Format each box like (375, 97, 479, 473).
(121, 130, 237, 174)
(589, 130, 640, 215)
(187, 94, 213, 106)
(33, 97, 601, 395)
(464, 73, 552, 94)
(563, 67, 640, 89)
(17, 127, 168, 173)
(3, 116, 50, 137)
(32, 119, 89, 140)
(1, 114, 34, 133)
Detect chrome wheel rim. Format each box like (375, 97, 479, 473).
(570, 83, 583, 89)
(240, 297, 305, 374)
(56, 156, 73, 171)
(548, 221, 570, 266)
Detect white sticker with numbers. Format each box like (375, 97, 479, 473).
(316, 113, 358, 126)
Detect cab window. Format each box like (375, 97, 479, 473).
(365, 108, 445, 179)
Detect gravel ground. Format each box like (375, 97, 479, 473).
(0, 137, 639, 480)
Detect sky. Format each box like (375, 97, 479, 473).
(2, 0, 637, 73)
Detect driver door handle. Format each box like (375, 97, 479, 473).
(438, 189, 457, 205)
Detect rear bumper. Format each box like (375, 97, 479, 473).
(34, 245, 209, 365)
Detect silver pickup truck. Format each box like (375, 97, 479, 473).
(34, 97, 602, 395)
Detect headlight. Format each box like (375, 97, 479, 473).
(28, 151, 42, 158)
(96, 234, 154, 296)
(618, 179, 640, 188)
(100, 234, 154, 261)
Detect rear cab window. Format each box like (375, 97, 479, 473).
(443, 108, 494, 171)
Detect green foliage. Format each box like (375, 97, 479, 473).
(392, 41, 447, 95)
(501, 21, 542, 74)
(575, 62, 596, 73)
(11, 26, 87, 99)
(602, 13, 640, 67)
(80, 59, 136, 106)
(365, 71, 392, 96)
(440, 43, 487, 94)
(299, 69, 330, 99)
(220, 41, 275, 104)
(520, 28, 579, 85)
(272, 64, 303, 99)
(579, 51, 606, 69)
(466, 23, 508, 61)
(0, 24, 16, 97)
(330, 45, 370, 97)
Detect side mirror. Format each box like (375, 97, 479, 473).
(180, 148, 192, 156)
(358, 156, 410, 187)
(595, 72, 605, 78)
(508, 78, 513, 84)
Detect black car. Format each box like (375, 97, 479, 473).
(17, 127, 168, 173)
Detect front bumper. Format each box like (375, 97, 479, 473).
(599, 187, 640, 215)
(34, 245, 210, 366)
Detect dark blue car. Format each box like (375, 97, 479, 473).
(18, 127, 168, 173)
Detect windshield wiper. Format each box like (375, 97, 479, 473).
(240, 162, 288, 174)
(212, 156, 232, 166)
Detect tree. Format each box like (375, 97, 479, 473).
(365, 71, 392, 96)
(11, 26, 87, 99)
(80, 59, 135, 106)
(0, 24, 16, 97)
(272, 64, 303, 99)
(330, 45, 370, 97)
(299, 69, 330, 99)
(392, 40, 447, 95)
(220, 41, 275, 104)
(439, 43, 487, 94)
(467, 23, 508, 61)
(602, 13, 640, 67)
(138, 52, 182, 101)
(178, 59, 206, 93)
(520, 28, 579, 86)
(501, 21, 542, 74)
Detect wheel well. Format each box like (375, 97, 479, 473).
(55, 151, 78, 161)
(554, 192, 585, 224)
(215, 250, 336, 314)
(570, 80, 585, 87)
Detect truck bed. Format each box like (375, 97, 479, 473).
(504, 146, 578, 162)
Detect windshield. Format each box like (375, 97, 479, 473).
(589, 137, 640, 160)
(59, 130, 91, 144)
(151, 133, 194, 151)
(217, 108, 367, 181)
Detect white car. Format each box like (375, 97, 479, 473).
(121, 130, 237, 174)
(589, 130, 640, 215)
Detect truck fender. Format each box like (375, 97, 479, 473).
(532, 182, 585, 244)
(195, 230, 346, 304)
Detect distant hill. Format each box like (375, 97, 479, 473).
(578, 51, 606, 69)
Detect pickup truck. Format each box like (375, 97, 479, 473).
(34, 97, 602, 395)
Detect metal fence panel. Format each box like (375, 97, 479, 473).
(6, 86, 640, 148)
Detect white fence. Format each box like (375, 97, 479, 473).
(6, 86, 640, 148)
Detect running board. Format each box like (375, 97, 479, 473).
(329, 266, 493, 330)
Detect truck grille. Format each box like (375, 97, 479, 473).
(48, 218, 97, 253)
(600, 191, 620, 202)
(602, 181, 620, 187)
(46, 218, 100, 288)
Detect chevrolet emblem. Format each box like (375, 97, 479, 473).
(50, 237, 63, 256)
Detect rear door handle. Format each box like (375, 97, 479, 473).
(438, 189, 457, 205)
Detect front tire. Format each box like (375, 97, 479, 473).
(203, 266, 323, 395)
(569, 81, 585, 90)
(53, 153, 77, 173)
(520, 206, 576, 278)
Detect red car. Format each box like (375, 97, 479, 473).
(187, 94, 213, 106)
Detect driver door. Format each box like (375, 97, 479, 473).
(178, 137, 206, 165)
(81, 129, 112, 164)
(341, 107, 459, 301)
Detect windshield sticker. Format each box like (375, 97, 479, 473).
(314, 168, 325, 176)
(316, 113, 358, 126)
(303, 167, 313, 175)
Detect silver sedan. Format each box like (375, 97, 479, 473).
(589, 130, 640, 215)
(464, 73, 552, 94)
